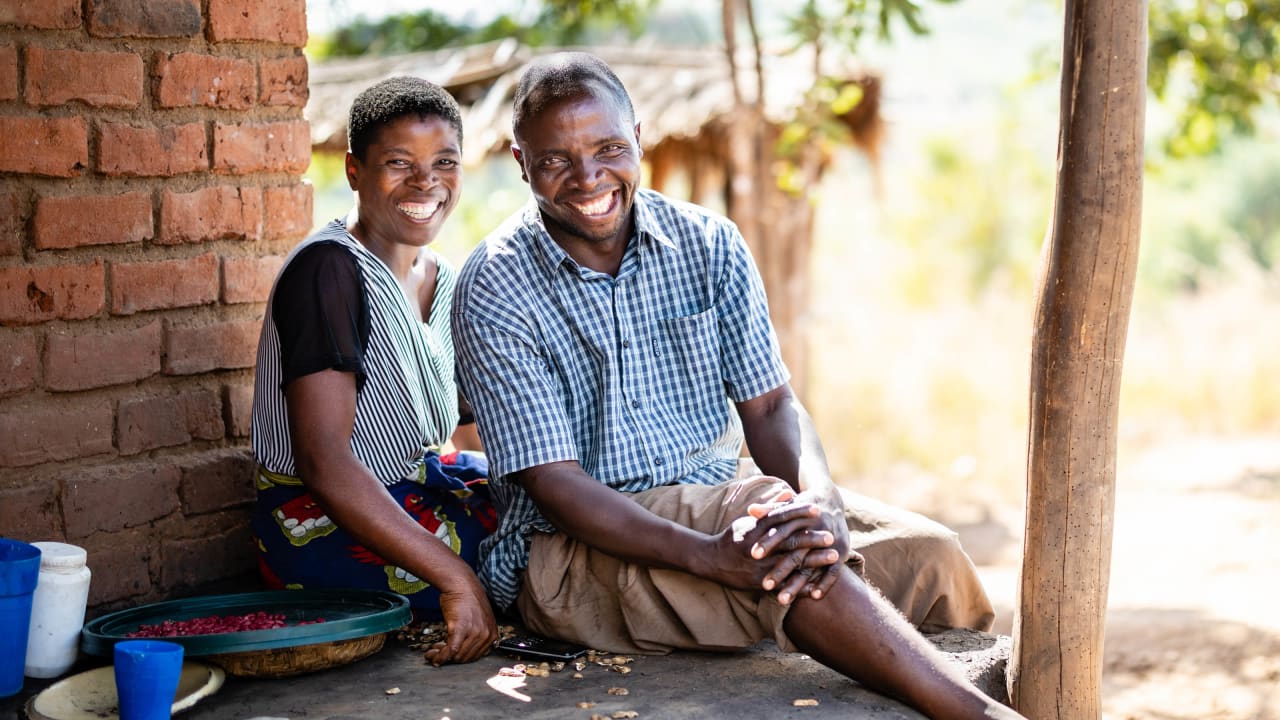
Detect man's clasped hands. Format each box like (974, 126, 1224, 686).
(729, 488, 860, 607)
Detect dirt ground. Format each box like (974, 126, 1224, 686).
(970, 434, 1280, 720)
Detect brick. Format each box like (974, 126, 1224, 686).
(98, 121, 207, 177)
(111, 252, 218, 315)
(180, 448, 255, 514)
(0, 261, 105, 325)
(0, 484, 62, 540)
(0, 45, 16, 101)
(82, 531, 152, 604)
(25, 46, 143, 108)
(155, 52, 254, 110)
(0, 116, 88, 177)
(259, 55, 307, 106)
(184, 388, 226, 440)
(159, 185, 261, 244)
(44, 320, 161, 391)
(0, 399, 113, 466)
(0, 191, 21, 256)
(33, 191, 152, 249)
(0, 0, 80, 29)
(0, 328, 39, 395)
(87, 0, 201, 38)
(213, 120, 310, 175)
(164, 318, 260, 375)
(222, 254, 283, 305)
(116, 388, 223, 455)
(208, 0, 306, 46)
(62, 462, 180, 537)
(263, 182, 312, 241)
(222, 380, 253, 437)
(160, 519, 254, 591)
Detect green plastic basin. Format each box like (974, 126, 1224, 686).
(81, 589, 411, 657)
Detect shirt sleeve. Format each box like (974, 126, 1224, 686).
(271, 242, 370, 389)
(453, 302, 579, 480)
(715, 223, 790, 401)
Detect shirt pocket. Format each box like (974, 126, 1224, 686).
(656, 307, 722, 413)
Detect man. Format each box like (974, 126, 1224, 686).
(453, 52, 1022, 719)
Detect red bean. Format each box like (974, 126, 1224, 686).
(125, 611, 324, 637)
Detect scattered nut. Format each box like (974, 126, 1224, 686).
(498, 666, 525, 677)
(385, 687, 401, 695)
(731, 515, 758, 542)
(792, 698, 820, 707)
(610, 665, 632, 674)
(572, 672, 584, 679)
(577, 701, 595, 709)
(612, 712, 639, 719)
(551, 661, 566, 672)
(607, 687, 629, 696)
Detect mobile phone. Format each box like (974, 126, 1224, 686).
(496, 634, 589, 662)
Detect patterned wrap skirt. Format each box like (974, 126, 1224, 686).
(251, 450, 497, 620)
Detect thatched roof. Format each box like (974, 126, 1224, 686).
(306, 40, 881, 167)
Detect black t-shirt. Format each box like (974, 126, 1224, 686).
(272, 241, 370, 390)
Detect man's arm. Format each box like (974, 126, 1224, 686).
(737, 383, 851, 602)
(516, 460, 833, 593)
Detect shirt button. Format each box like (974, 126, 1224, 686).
(622, 339, 631, 348)
(654, 457, 664, 466)
(631, 400, 640, 409)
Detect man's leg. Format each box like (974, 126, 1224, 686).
(784, 566, 1023, 720)
(840, 488, 995, 632)
(735, 459, 995, 632)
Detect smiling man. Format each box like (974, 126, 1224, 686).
(452, 53, 1021, 719)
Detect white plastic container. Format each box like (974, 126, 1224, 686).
(23, 542, 91, 679)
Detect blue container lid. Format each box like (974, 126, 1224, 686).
(0, 538, 41, 596)
(81, 588, 411, 657)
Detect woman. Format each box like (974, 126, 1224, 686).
(251, 77, 496, 664)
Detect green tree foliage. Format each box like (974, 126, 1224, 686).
(1148, 0, 1280, 156)
(310, 1, 657, 59)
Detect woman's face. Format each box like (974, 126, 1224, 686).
(345, 114, 462, 251)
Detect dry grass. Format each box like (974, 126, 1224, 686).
(803, 162, 1280, 523)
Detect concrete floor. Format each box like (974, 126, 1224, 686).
(3, 629, 1008, 720)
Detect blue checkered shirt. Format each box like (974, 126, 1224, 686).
(452, 189, 789, 610)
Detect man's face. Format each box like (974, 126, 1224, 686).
(346, 114, 461, 250)
(512, 88, 641, 250)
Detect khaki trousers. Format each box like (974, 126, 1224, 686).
(516, 475, 994, 654)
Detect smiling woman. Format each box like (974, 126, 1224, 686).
(248, 76, 499, 666)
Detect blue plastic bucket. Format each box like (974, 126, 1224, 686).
(0, 538, 42, 697)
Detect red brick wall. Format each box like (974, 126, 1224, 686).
(0, 0, 312, 610)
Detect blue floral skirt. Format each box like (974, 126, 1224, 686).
(251, 450, 496, 620)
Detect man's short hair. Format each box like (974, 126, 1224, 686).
(348, 76, 463, 161)
(512, 52, 635, 137)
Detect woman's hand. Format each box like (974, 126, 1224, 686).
(426, 575, 498, 665)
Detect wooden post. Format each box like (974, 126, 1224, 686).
(1009, 1, 1147, 717)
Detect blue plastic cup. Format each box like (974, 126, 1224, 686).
(113, 640, 184, 720)
(0, 538, 42, 698)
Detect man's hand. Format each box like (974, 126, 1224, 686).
(737, 490, 854, 605)
(427, 577, 498, 665)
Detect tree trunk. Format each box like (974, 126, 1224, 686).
(720, 0, 815, 398)
(1009, 1, 1147, 718)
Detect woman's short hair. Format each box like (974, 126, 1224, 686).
(348, 76, 463, 160)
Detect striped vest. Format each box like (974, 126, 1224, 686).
(251, 220, 459, 486)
